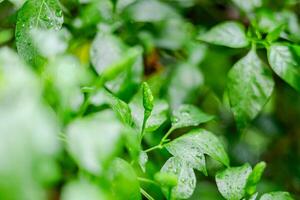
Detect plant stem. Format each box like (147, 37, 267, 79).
(138, 177, 159, 186)
(144, 144, 162, 153)
(140, 188, 155, 200)
(160, 127, 175, 146)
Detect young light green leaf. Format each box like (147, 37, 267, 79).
(268, 43, 300, 92)
(61, 180, 107, 200)
(66, 110, 123, 175)
(266, 25, 285, 43)
(15, 0, 63, 66)
(154, 172, 178, 188)
(245, 162, 266, 196)
(109, 158, 142, 200)
(260, 192, 294, 200)
(216, 164, 252, 200)
(171, 104, 214, 130)
(198, 21, 249, 48)
(228, 49, 274, 130)
(165, 129, 230, 174)
(161, 157, 196, 199)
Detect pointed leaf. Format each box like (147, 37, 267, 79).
(171, 104, 214, 130)
(268, 43, 300, 92)
(216, 164, 252, 200)
(228, 49, 274, 130)
(16, 0, 63, 66)
(198, 21, 249, 48)
(165, 129, 230, 174)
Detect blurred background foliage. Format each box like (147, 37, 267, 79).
(1, 0, 300, 199)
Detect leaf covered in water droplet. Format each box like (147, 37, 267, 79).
(216, 164, 252, 200)
(15, 0, 63, 66)
(171, 104, 214, 130)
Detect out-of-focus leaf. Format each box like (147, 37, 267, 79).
(266, 25, 285, 43)
(171, 105, 214, 130)
(15, 0, 63, 66)
(0, 48, 61, 200)
(268, 43, 300, 92)
(168, 64, 203, 109)
(260, 192, 294, 200)
(245, 162, 266, 196)
(154, 172, 178, 187)
(161, 157, 196, 199)
(231, 0, 262, 12)
(198, 22, 249, 48)
(228, 49, 274, 130)
(90, 32, 143, 96)
(109, 158, 142, 200)
(61, 180, 107, 200)
(123, 0, 179, 22)
(31, 28, 70, 58)
(66, 110, 123, 175)
(165, 129, 230, 174)
(216, 164, 252, 200)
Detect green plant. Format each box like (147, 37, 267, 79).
(0, 0, 299, 199)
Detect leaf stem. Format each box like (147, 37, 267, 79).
(144, 144, 162, 153)
(140, 188, 155, 200)
(160, 127, 175, 146)
(138, 177, 159, 186)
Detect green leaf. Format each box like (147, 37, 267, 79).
(123, 0, 179, 22)
(90, 32, 143, 94)
(245, 162, 266, 196)
(231, 0, 262, 12)
(15, 0, 63, 66)
(198, 21, 249, 48)
(168, 64, 203, 109)
(266, 25, 285, 43)
(109, 158, 142, 200)
(66, 110, 123, 175)
(61, 180, 107, 200)
(161, 157, 196, 199)
(171, 104, 214, 130)
(165, 129, 230, 175)
(228, 49, 274, 130)
(216, 164, 252, 200)
(260, 192, 294, 200)
(268, 43, 300, 92)
(91, 89, 134, 126)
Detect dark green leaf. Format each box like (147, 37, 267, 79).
(228, 49, 274, 130)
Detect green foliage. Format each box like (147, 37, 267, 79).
(0, 0, 299, 199)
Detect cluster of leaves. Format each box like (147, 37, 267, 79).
(0, 0, 299, 199)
